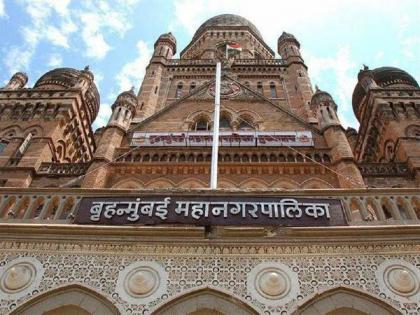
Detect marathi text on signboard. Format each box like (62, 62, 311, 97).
(74, 196, 346, 227)
(130, 131, 314, 147)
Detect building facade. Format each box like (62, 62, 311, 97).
(0, 14, 419, 315)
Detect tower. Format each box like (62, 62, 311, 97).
(352, 66, 420, 184)
(3, 72, 28, 90)
(136, 33, 176, 120)
(278, 32, 314, 122)
(0, 68, 98, 187)
(82, 89, 137, 188)
(311, 87, 365, 188)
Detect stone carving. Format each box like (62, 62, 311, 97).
(247, 262, 299, 307)
(116, 261, 167, 305)
(0, 243, 419, 314)
(0, 257, 43, 300)
(377, 259, 420, 303)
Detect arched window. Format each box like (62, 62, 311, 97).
(219, 116, 231, 129)
(0, 140, 8, 154)
(195, 119, 209, 131)
(238, 117, 254, 130)
(244, 81, 250, 88)
(190, 82, 196, 93)
(270, 82, 277, 98)
(176, 82, 183, 98)
(257, 82, 263, 94)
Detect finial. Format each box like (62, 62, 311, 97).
(84, 65, 90, 71)
(130, 86, 135, 93)
(363, 64, 369, 71)
(315, 84, 320, 91)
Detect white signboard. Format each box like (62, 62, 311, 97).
(131, 131, 313, 147)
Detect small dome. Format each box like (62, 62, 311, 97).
(311, 86, 335, 107)
(34, 67, 100, 124)
(154, 32, 177, 54)
(352, 66, 418, 119)
(278, 31, 300, 48)
(112, 88, 138, 114)
(192, 14, 263, 41)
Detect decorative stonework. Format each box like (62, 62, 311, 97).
(377, 259, 420, 303)
(116, 261, 167, 304)
(0, 257, 43, 300)
(0, 242, 419, 314)
(247, 262, 299, 306)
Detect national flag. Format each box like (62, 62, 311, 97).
(226, 43, 242, 53)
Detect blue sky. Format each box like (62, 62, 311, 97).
(0, 0, 419, 129)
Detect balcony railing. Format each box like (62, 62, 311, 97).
(38, 162, 91, 176)
(0, 188, 418, 226)
(358, 162, 412, 177)
(167, 59, 285, 67)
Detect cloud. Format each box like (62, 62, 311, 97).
(116, 40, 153, 92)
(0, 0, 6, 18)
(3, 47, 33, 74)
(93, 102, 112, 129)
(305, 46, 358, 127)
(47, 54, 63, 67)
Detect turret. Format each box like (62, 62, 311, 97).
(108, 88, 137, 131)
(2, 72, 28, 89)
(278, 32, 301, 60)
(153, 32, 177, 59)
(310, 86, 340, 129)
(311, 87, 364, 188)
(75, 66, 95, 94)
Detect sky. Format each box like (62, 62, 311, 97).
(0, 0, 419, 129)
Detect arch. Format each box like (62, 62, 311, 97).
(10, 283, 121, 315)
(293, 286, 401, 315)
(112, 178, 144, 189)
(178, 178, 207, 189)
(218, 179, 237, 189)
(0, 124, 23, 138)
(240, 178, 268, 189)
(24, 124, 44, 137)
(271, 178, 299, 189)
(146, 178, 175, 189)
(152, 287, 259, 315)
(301, 178, 334, 189)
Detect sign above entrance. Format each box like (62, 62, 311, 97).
(74, 195, 347, 227)
(131, 131, 314, 147)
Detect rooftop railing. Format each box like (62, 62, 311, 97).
(0, 188, 418, 226)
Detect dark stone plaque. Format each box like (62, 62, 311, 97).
(74, 195, 347, 227)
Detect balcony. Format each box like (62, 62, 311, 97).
(0, 188, 418, 227)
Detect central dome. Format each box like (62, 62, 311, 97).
(192, 14, 262, 40)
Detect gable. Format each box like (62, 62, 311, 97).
(133, 75, 319, 134)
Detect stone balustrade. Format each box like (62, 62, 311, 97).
(0, 188, 418, 226)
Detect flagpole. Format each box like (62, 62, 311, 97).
(210, 61, 221, 189)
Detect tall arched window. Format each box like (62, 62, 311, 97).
(0, 140, 8, 154)
(244, 81, 250, 88)
(238, 117, 254, 130)
(219, 116, 231, 129)
(257, 82, 263, 94)
(194, 118, 209, 131)
(190, 82, 196, 93)
(270, 82, 277, 98)
(176, 82, 183, 98)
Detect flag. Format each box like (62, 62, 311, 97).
(226, 43, 242, 53)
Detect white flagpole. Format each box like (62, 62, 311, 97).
(210, 61, 221, 189)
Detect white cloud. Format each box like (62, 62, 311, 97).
(116, 40, 153, 92)
(305, 46, 358, 127)
(93, 102, 112, 129)
(4, 47, 33, 74)
(0, 0, 7, 18)
(47, 54, 63, 67)
(402, 36, 419, 59)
